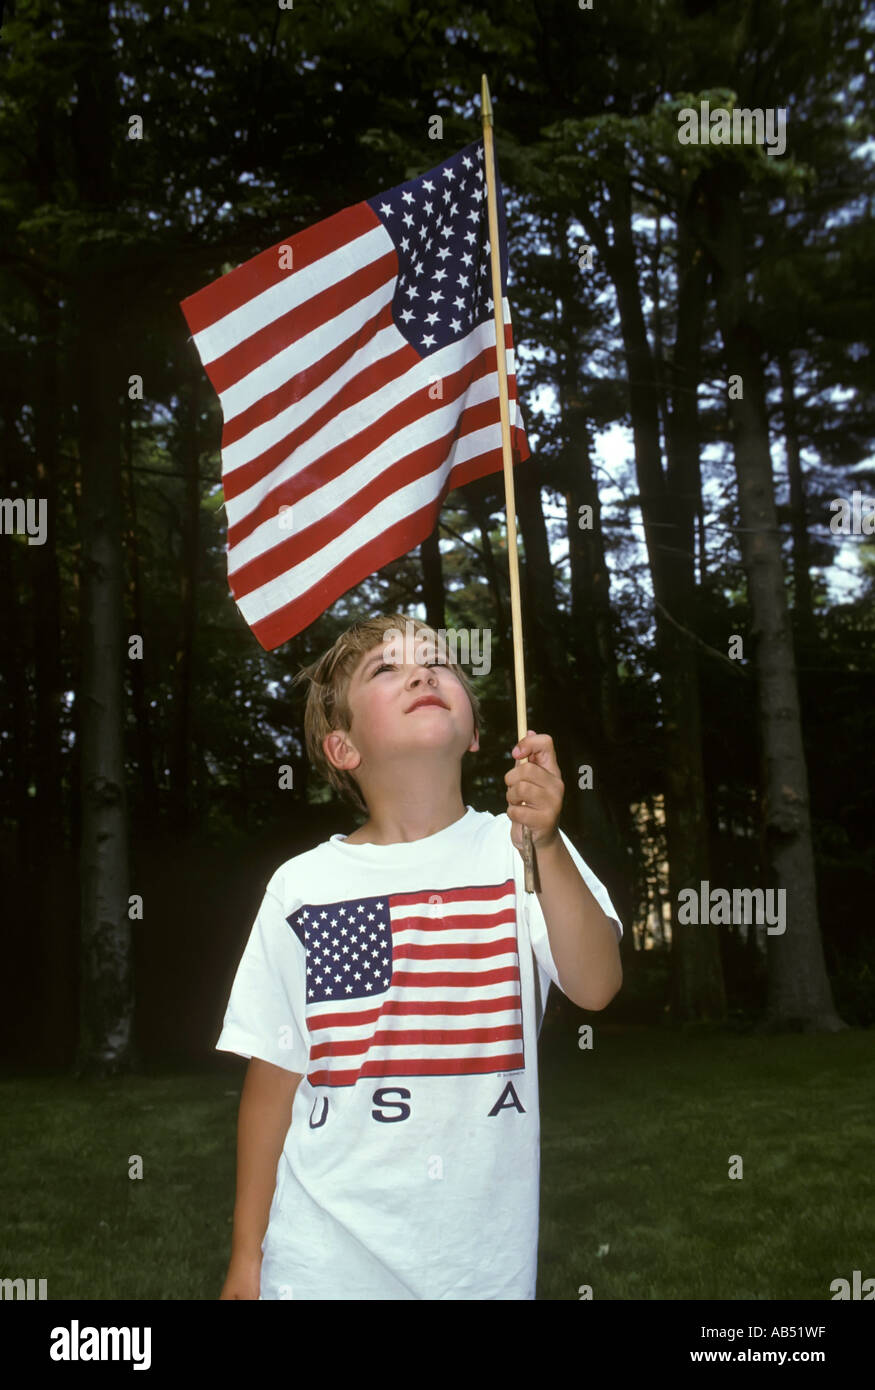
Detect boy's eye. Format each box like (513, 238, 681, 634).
(372, 659, 447, 675)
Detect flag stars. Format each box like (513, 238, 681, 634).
(425, 311, 439, 325)
(428, 289, 444, 303)
(401, 190, 415, 203)
(462, 154, 472, 168)
(421, 333, 436, 347)
(422, 179, 435, 192)
(379, 202, 393, 217)
(402, 212, 414, 228)
(442, 166, 455, 179)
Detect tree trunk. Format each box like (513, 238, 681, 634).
(70, 0, 135, 1077)
(0, 404, 30, 860)
(708, 175, 844, 1033)
(514, 459, 625, 896)
(462, 482, 511, 652)
(778, 350, 815, 649)
(123, 392, 159, 825)
(170, 367, 201, 831)
(419, 526, 445, 631)
(585, 176, 726, 1020)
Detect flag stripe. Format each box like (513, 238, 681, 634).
(246, 429, 529, 648)
(227, 376, 515, 579)
(181, 202, 381, 341)
(222, 315, 518, 524)
(248, 437, 526, 645)
(180, 139, 530, 648)
(296, 879, 523, 1086)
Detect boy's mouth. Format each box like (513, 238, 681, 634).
(406, 696, 449, 712)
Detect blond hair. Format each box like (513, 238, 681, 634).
(292, 613, 482, 816)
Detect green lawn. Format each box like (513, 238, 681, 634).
(537, 1023, 875, 1299)
(1, 1025, 872, 1300)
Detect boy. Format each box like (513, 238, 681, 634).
(216, 613, 622, 1300)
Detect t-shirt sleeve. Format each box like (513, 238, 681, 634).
(518, 826, 623, 997)
(215, 882, 310, 1076)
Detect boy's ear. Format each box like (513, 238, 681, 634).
(323, 729, 362, 772)
(467, 725, 479, 753)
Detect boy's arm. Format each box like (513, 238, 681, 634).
(230, 1057, 303, 1262)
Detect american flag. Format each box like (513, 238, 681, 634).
(180, 138, 529, 650)
(288, 879, 524, 1087)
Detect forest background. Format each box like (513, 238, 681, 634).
(1, 0, 873, 1076)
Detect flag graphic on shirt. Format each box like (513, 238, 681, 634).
(179, 138, 529, 650)
(288, 878, 524, 1087)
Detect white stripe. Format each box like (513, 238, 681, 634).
(222, 321, 401, 476)
(224, 311, 520, 534)
(233, 411, 520, 624)
(219, 275, 396, 427)
(223, 294, 518, 481)
(191, 222, 391, 367)
(226, 361, 514, 562)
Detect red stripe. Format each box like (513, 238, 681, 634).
(307, 1052, 525, 1085)
(391, 912, 515, 934)
(228, 393, 519, 594)
(223, 318, 519, 513)
(207, 250, 396, 398)
(179, 202, 378, 335)
(222, 300, 399, 455)
(390, 965, 520, 989)
(391, 880, 514, 907)
(308, 1023, 522, 1061)
(248, 438, 526, 650)
(307, 993, 523, 1031)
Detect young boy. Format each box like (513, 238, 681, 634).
(216, 613, 623, 1301)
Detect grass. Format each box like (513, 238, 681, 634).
(536, 1023, 875, 1299)
(1, 1025, 872, 1300)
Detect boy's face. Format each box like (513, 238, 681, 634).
(323, 628, 479, 778)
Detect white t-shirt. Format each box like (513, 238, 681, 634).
(215, 806, 622, 1300)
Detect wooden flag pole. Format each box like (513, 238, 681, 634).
(481, 73, 536, 895)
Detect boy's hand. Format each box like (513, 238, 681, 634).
(505, 731, 564, 854)
(219, 1249, 263, 1300)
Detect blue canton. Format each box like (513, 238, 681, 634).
(365, 138, 509, 358)
(288, 897, 394, 1002)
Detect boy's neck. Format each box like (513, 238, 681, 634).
(345, 787, 468, 846)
